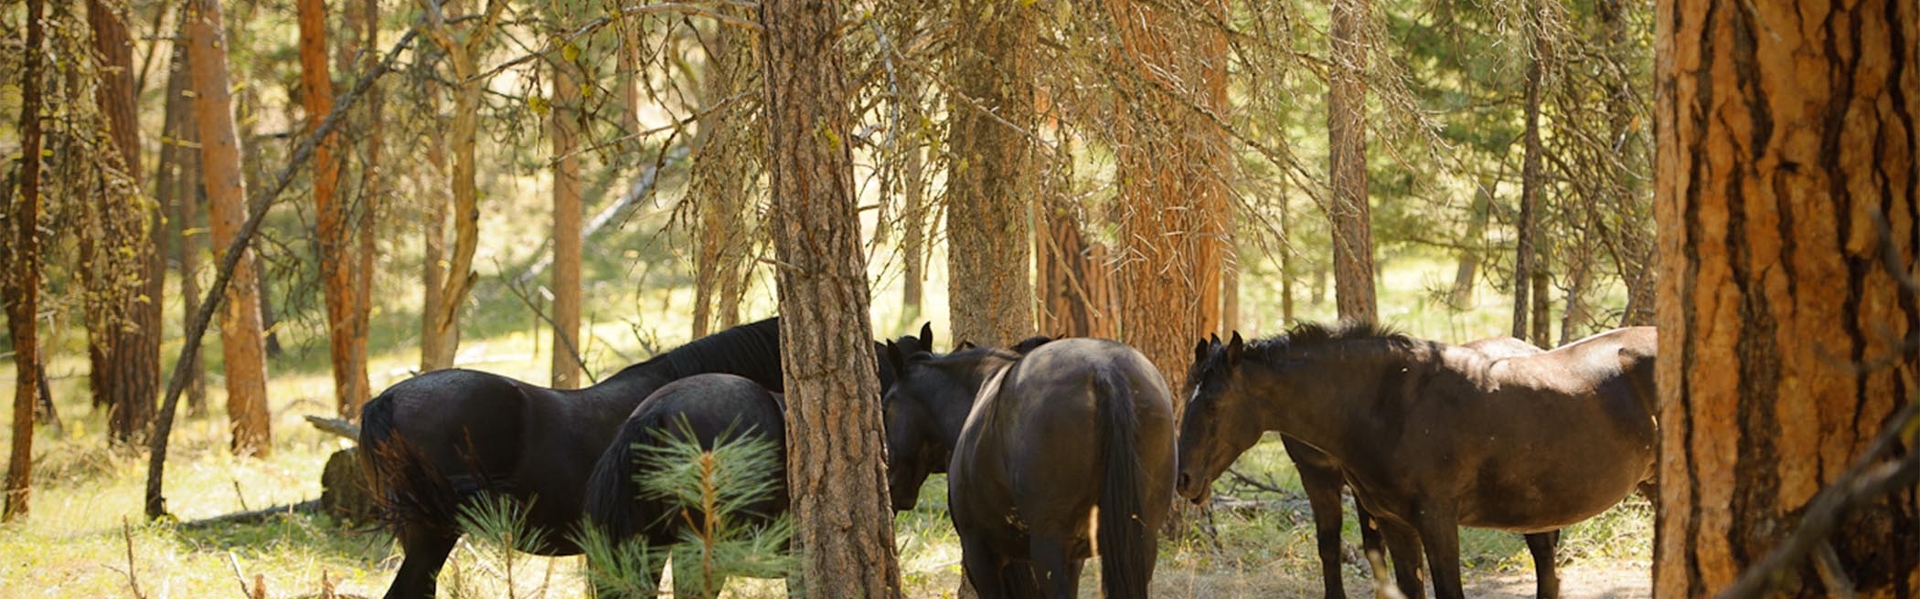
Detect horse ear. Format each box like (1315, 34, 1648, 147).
(1226, 331, 1245, 365)
(1210, 332, 1221, 345)
(886, 340, 907, 373)
(1194, 339, 1210, 363)
(919, 322, 934, 348)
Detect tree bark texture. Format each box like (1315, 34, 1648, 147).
(4, 0, 47, 521)
(418, 0, 498, 372)
(760, 0, 903, 595)
(691, 7, 757, 339)
(944, 0, 1037, 349)
(550, 5, 584, 388)
(1653, 0, 1920, 595)
(1104, 0, 1232, 395)
(347, 0, 380, 409)
(85, 0, 163, 445)
(1038, 198, 1117, 340)
(301, 0, 370, 416)
(1514, 25, 1547, 342)
(158, 37, 210, 416)
(420, 86, 451, 372)
(1328, 0, 1376, 322)
(188, 0, 274, 457)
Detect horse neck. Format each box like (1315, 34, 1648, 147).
(931, 355, 1014, 449)
(584, 365, 674, 416)
(1241, 341, 1413, 457)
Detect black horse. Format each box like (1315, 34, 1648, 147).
(1202, 334, 1543, 599)
(359, 317, 933, 599)
(580, 373, 790, 599)
(1177, 322, 1656, 599)
(883, 339, 1175, 599)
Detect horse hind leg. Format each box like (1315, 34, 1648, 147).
(1028, 536, 1081, 599)
(1525, 530, 1561, 599)
(383, 525, 459, 599)
(1292, 447, 1350, 599)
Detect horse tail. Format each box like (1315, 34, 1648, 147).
(358, 385, 463, 536)
(1094, 372, 1152, 599)
(583, 412, 659, 547)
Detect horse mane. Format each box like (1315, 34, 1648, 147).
(605, 317, 785, 389)
(1245, 320, 1416, 361)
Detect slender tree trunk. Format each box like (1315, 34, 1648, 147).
(1529, 269, 1552, 346)
(84, 0, 162, 445)
(1653, 0, 1920, 595)
(899, 136, 926, 327)
(346, 0, 380, 409)
(549, 5, 584, 388)
(300, 0, 367, 416)
(417, 0, 497, 371)
(1450, 173, 1498, 307)
(1279, 194, 1295, 325)
(160, 38, 210, 416)
(1037, 200, 1114, 339)
(187, 0, 273, 457)
(1513, 25, 1547, 340)
(944, 0, 1037, 348)
(420, 100, 451, 371)
(4, 0, 47, 522)
(690, 9, 755, 339)
(1328, 0, 1376, 322)
(1559, 250, 1591, 346)
(761, 1, 902, 594)
(1105, 0, 1232, 394)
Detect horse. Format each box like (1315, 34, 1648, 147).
(882, 338, 1175, 599)
(1196, 334, 1545, 599)
(1175, 321, 1656, 599)
(358, 317, 934, 599)
(580, 373, 790, 599)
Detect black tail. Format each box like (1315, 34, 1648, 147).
(358, 389, 462, 536)
(583, 414, 659, 546)
(1095, 373, 1152, 599)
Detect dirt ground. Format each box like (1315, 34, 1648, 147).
(1143, 562, 1652, 598)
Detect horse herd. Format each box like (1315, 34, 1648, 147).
(358, 316, 1658, 599)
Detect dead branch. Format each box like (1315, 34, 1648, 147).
(116, 517, 147, 599)
(304, 415, 362, 440)
(146, 24, 419, 521)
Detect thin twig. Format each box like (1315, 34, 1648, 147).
(472, 2, 761, 83)
(118, 517, 147, 599)
(494, 257, 599, 386)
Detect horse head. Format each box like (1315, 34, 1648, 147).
(1175, 331, 1261, 503)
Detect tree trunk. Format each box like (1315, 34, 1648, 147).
(84, 0, 163, 445)
(944, 0, 1037, 349)
(160, 37, 210, 417)
(1105, 0, 1232, 395)
(690, 9, 756, 339)
(346, 0, 380, 411)
(420, 107, 452, 371)
(1513, 27, 1547, 340)
(1038, 200, 1116, 340)
(4, 0, 47, 522)
(301, 0, 367, 416)
(1450, 173, 1498, 307)
(549, 9, 584, 388)
(1328, 0, 1376, 322)
(417, 0, 498, 371)
(899, 131, 926, 328)
(1652, 0, 1920, 595)
(1559, 249, 1591, 346)
(761, 1, 902, 594)
(1529, 269, 1552, 347)
(187, 0, 273, 457)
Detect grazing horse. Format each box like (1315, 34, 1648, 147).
(1176, 322, 1655, 599)
(359, 318, 933, 599)
(580, 373, 789, 599)
(1219, 335, 1544, 599)
(883, 339, 1175, 599)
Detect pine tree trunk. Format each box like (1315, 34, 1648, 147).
(300, 0, 367, 416)
(4, 0, 47, 522)
(159, 37, 210, 416)
(691, 10, 755, 339)
(346, 0, 380, 411)
(1038, 200, 1114, 339)
(944, 0, 1037, 349)
(549, 12, 584, 388)
(1105, 0, 1232, 394)
(761, 1, 902, 594)
(187, 0, 273, 457)
(418, 1, 492, 373)
(1513, 28, 1546, 340)
(85, 0, 162, 445)
(1328, 0, 1376, 322)
(899, 130, 926, 327)
(1653, 0, 1920, 594)
(1450, 174, 1498, 307)
(420, 106, 452, 371)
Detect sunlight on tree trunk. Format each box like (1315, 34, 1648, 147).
(418, 0, 502, 372)
(1653, 0, 1920, 593)
(301, 0, 370, 416)
(550, 4, 584, 389)
(157, 34, 209, 417)
(187, 0, 272, 457)
(346, 0, 380, 410)
(1328, 0, 1376, 322)
(691, 8, 757, 340)
(1513, 13, 1548, 341)
(944, 0, 1037, 349)
(4, 0, 47, 521)
(762, 0, 903, 594)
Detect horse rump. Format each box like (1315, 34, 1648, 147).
(359, 391, 466, 538)
(1094, 373, 1153, 599)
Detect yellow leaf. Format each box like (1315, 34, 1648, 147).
(530, 95, 551, 116)
(562, 41, 581, 64)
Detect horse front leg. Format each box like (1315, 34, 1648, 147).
(960, 534, 1015, 599)
(1290, 440, 1350, 599)
(1378, 517, 1427, 599)
(1411, 505, 1466, 599)
(1524, 530, 1561, 599)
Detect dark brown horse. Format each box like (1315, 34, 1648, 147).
(580, 373, 790, 599)
(883, 339, 1175, 599)
(1177, 322, 1655, 599)
(358, 318, 933, 599)
(1219, 334, 1544, 599)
